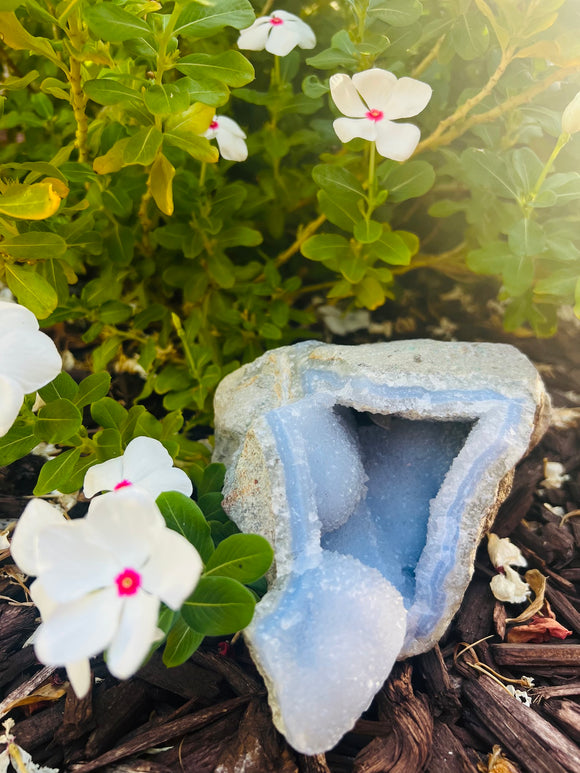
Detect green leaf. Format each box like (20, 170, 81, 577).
(150, 153, 175, 217)
(510, 148, 543, 195)
(163, 617, 204, 667)
(164, 130, 218, 164)
(144, 83, 190, 116)
(367, 230, 412, 265)
(91, 336, 123, 372)
(84, 4, 153, 42)
(355, 276, 385, 309)
(157, 491, 214, 563)
(0, 182, 61, 220)
(461, 148, 520, 201)
(368, 0, 423, 26)
(84, 79, 143, 106)
(5, 264, 58, 318)
(302, 234, 351, 263)
(176, 52, 254, 88)
(318, 191, 362, 232)
(123, 127, 163, 166)
(381, 160, 435, 202)
(450, 10, 489, 60)
(204, 534, 273, 583)
(198, 462, 226, 496)
(33, 448, 82, 496)
(94, 427, 123, 461)
(175, 0, 255, 38)
(181, 76, 229, 107)
(1, 231, 67, 260)
(35, 399, 82, 443)
(313, 164, 365, 201)
(182, 576, 255, 636)
(307, 47, 357, 69)
(75, 372, 111, 409)
(354, 220, 382, 244)
(0, 424, 38, 466)
(466, 242, 511, 275)
(91, 396, 128, 429)
(38, 372, 78, 403)
(507, 219, 545, 257)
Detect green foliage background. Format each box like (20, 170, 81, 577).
(0, 0, 579, 483)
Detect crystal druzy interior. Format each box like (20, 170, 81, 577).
(321, 411, 475, 607)
(214, 340, 549, 755)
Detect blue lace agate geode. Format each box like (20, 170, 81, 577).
(213, 340, 549, 754)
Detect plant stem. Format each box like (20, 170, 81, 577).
(155, 2, 182, 85)
(416, 65, 575, 154)
(274, 213, 327, 268)
(411, 34, 445, 78)
(528, 132, 570, 204)
(171, 313, 198, 379)
(366, 141, 376, 220)
(416, 47, 515, 155)
(66, 11, 88, 163)
(199, 162, 207, 188)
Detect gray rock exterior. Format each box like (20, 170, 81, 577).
(213, 340, 549, 754)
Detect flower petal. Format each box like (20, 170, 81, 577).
(83, 457, 124, 498)
(0, 301, 39, 337)
(34, 586, 122, 664)
(86, 489, 164, 567)
(215, 115, 246, 139)
(136, 467, 194, 499)
(237, 17, 272, 51)
(141, 528, 203, 609)
(266, 25, 302, 57)
(374, 120, 421, 161)
(271, 11, 316, 49)
(37, 520, 120, 603)
(106, 590, 160, 680)
(329, 74, 368, 118)
(0, 374, 23, 438)
(29, 578, 58, 619)
(490, 566, 530, 604)
(382, 76, 432, 120)
(66, 659, 92, 699)
(351, 68, 397, 112)
(333, 117, 377, 144)
(122, 437, 175, 486)
(10, 499, 66, 576)
(0, 329, 61, 395)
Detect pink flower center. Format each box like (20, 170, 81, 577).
(270, 15, 283, 25)
(366, 109, 384, 122)
(115, 568, 141, 597)
(209, 120, 219, 130)
(114, 479, 132, 491)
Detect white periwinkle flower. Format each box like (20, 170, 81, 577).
(329, 68, 432, 162)
(83, 436, 193, 499)
(237, 10, 316, 57)
(506, 684, 532, 707)
(1, 718, 59, 773)
(0, 301, 61, 437)
(10, 491, 203, 695)
(204, 116, 248, 162)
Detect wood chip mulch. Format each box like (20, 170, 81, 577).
(2, 284, 580, 772)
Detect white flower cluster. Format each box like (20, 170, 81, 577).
(11, 438, 201, 697)
(487, 533, 531, 604)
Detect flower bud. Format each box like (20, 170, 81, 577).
(562, 91, 580, 135)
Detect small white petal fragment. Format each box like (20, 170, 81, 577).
(487, 533, 527, 570)
(329, 68, 432, 162)
(540, 459, 569, 490)
(83, 436, 193, 499)
(0, 302, 61, 437)
(238, 10, 316, 57)
(490, 566, 531, 604)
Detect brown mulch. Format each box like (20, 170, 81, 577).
(2, 275, 580, 773)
